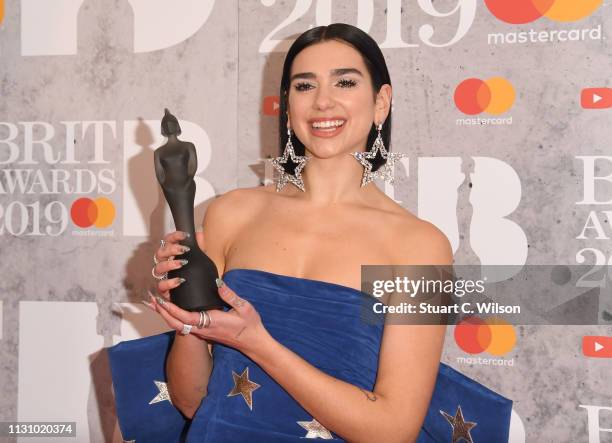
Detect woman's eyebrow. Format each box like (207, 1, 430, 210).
(290, 68, 363, 82)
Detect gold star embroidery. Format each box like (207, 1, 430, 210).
(440, 405, 477, 443)
(149, 380, 172, 405)
(297, 418, 333, 439)
(227, 367, 261, 410)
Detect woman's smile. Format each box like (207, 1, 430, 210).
(309, 117, 346, 138)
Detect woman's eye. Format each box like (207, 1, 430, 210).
(294, 82, 314, 92)
(337, 78, 357, 88)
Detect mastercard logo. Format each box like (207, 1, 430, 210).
(454, 77, 515, 115)
(454, 316, 516, 356)
(71, 197, 115, 228)
(485, 0, 602, 24)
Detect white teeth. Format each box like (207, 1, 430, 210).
(312, 120, 345, 129)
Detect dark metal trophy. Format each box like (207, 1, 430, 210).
(154, 109, 225, 311)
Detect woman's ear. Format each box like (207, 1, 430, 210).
(375, 84, 392, 123)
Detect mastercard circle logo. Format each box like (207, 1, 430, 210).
(485, 0, 602, 24)
(454, 316, 516, 356)
(71, 197, 115, 228)
(454, 77, 515, 115)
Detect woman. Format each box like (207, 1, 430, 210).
(111, 23, 512, 443)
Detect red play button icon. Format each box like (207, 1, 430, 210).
(582, 336, 612, 358)
(263, 96, 280, 116)
(581, 88, 612, 109)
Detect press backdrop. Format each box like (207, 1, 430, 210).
(0, 1, 611, 442)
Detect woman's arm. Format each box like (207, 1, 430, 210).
(160, 193, 237, 418)
(166, 334, 213, 418)
(247, 222, 452, 443)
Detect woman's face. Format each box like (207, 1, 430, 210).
(287, 39, 390, 159)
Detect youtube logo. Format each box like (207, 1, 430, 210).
(263, 96, 280, 116)
(582, 336, 612, 358)
(581, 88, 612, 109)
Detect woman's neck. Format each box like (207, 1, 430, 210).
(295, 153, 378, 206)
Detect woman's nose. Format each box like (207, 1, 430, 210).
(313, 85, 334, 110)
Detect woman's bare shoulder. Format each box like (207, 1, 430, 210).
(373, 195, 453, 266)
(204, 185, 271, 223)
(200, 186, 273, 270)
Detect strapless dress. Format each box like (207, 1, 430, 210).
(109, 268, 513, 442)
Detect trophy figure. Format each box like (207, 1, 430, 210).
(154, 109, 225, 311)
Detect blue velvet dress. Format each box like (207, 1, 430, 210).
(109, 268, 513, 442)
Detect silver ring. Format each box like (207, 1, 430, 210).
(154, 239, 166, 265)
(152, 266, 168, 280)
(180, 324, 192, 335)
(205, 311, 211, 328)
(197, 311, 211, 328)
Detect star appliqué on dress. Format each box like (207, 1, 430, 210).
(227, 367, 261, 410)
(440, 405, 477, 443)
(297, 418, 333, 439)
(148, 380, 172, 405)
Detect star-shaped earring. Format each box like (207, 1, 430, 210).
(352, 122, 405, 187)
(227, 367, 261, 410)
(440, 405, 477, 443)
(374, 151, 405, 185)
(271, 128, 309, 192)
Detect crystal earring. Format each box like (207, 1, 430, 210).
(271, 128, 309, 192)
(351, 122, 405, 187)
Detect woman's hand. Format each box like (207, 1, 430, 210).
(146, 279, 270, 357)
(152, 230, 194, 298)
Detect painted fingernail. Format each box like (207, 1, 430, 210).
(177, 277, 186, 286)
(215, 278, 225, 288)
(182, 232, 191, 238)
(147, 290, 156, 303)
(178, 259, 188, 267)
(195, 227, 203, 233)
(155, 295, 166, 306)
(141, 300, 155, 311)
(180, 246, 191, 253)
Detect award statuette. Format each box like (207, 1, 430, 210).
(154, 109, 225, 311)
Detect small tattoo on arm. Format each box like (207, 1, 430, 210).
(359, 388, 377, 401)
